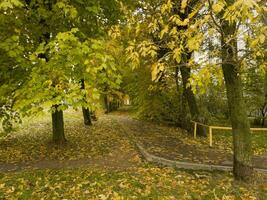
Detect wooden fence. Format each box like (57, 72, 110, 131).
(191, 121, 267, 147)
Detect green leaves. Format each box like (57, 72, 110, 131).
(55, 1, 78, 19)
(0, 35, 24, 61)
(0, 0, 23, 10)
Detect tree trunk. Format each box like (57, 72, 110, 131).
(52, 105, 66, 145)
(180, 65, 206, 136)
(80, 79, 92, 126)
(221, 7, 253, 180)
(104, 95, 110, 113)
(82, 107, 92, 126)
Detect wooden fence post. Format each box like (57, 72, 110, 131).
(209, 126, 213, 147)
(194, 122, 197, 139)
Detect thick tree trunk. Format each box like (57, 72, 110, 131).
(104, 95, 110, 113)
(52, 105, 66, 145)
(221, 8, 253, 180)
(180, 91, 191, 130)
(222, 65, 253, 180)
(80, 79, 92, 126)
(171, 2, 206, 135)
(175, 66, 185, 127)
(82, 107, 92, 126)
(180, 65, 206, 136)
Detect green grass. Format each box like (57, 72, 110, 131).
(0, 166, 266, 199)
(212, 129, 267, 155)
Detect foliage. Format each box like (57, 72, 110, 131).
(0, 0, 127, 130)
(122, 63, 182, 124)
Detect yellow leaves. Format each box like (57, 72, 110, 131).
(148, 19, 159, 33)
(212, 1, 225, 13)
(259, 64, 266, 75)
(248, 32, 266, 57)
(0, 183, 5, 189)
(126, 40, 158, 68)
(181, 0, 188, 13)
(173, 48, 182, 63)
(169, 15, 189, 26)
(135, 23, 141, 35)
(167, 41, 176, 50)
(108, 25, 121, 39)
(151, 62, 165, 81)
(126, 42, 140, 68)
(223, 0, 260, 23)
(161, 0, 172, 14)
(187, 33, 203, 52)
(160, 25, 169, 39)
(259, 34, 265, 44)
(169, 27, 177, 36)
(138, 40, 158, 58)
(113, 192, 122, 200)
(188, 65, 213, 94)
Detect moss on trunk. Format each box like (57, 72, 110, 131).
(220, 4, 253, 180)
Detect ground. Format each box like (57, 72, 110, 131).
(0, 109, 266, 199)
(111, 113, 267, 168)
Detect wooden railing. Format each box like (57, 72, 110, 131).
(191, 121, 267, 147)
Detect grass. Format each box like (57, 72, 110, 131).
(211, 129, 267, 155)
(0, 109, 267, 199)
(0, 166, 266, 199)
(0, 109, 128, 164)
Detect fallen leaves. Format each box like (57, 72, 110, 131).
(0, 111, 131, 164)
(0, 111, 266, 199)
(1, 166, 265, 199)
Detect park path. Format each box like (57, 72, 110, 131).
(0, 147, 139, 173)
(0, 112, 267, 173)
(110, 113, 267, 170)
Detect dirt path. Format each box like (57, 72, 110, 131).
(110, 114, 267, 170)
(0, 148, 139, 173)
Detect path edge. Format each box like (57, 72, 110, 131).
(136, 142, 267, 174)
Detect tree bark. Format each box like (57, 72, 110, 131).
(82, 107, 92, 126)
(172, 3, 206, 136)
(104, 95, 110, 113)
(220, 6, 253, 180)
(52, 105, 66, 145)
(80, 79, 92, 126)
(180, 65, 206, 136)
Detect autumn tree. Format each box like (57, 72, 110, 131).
(206, 0, 266, 180)
(124, 0, 266, 180)
(0, 0, 126, 143)
(124, 0, 207, 134)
